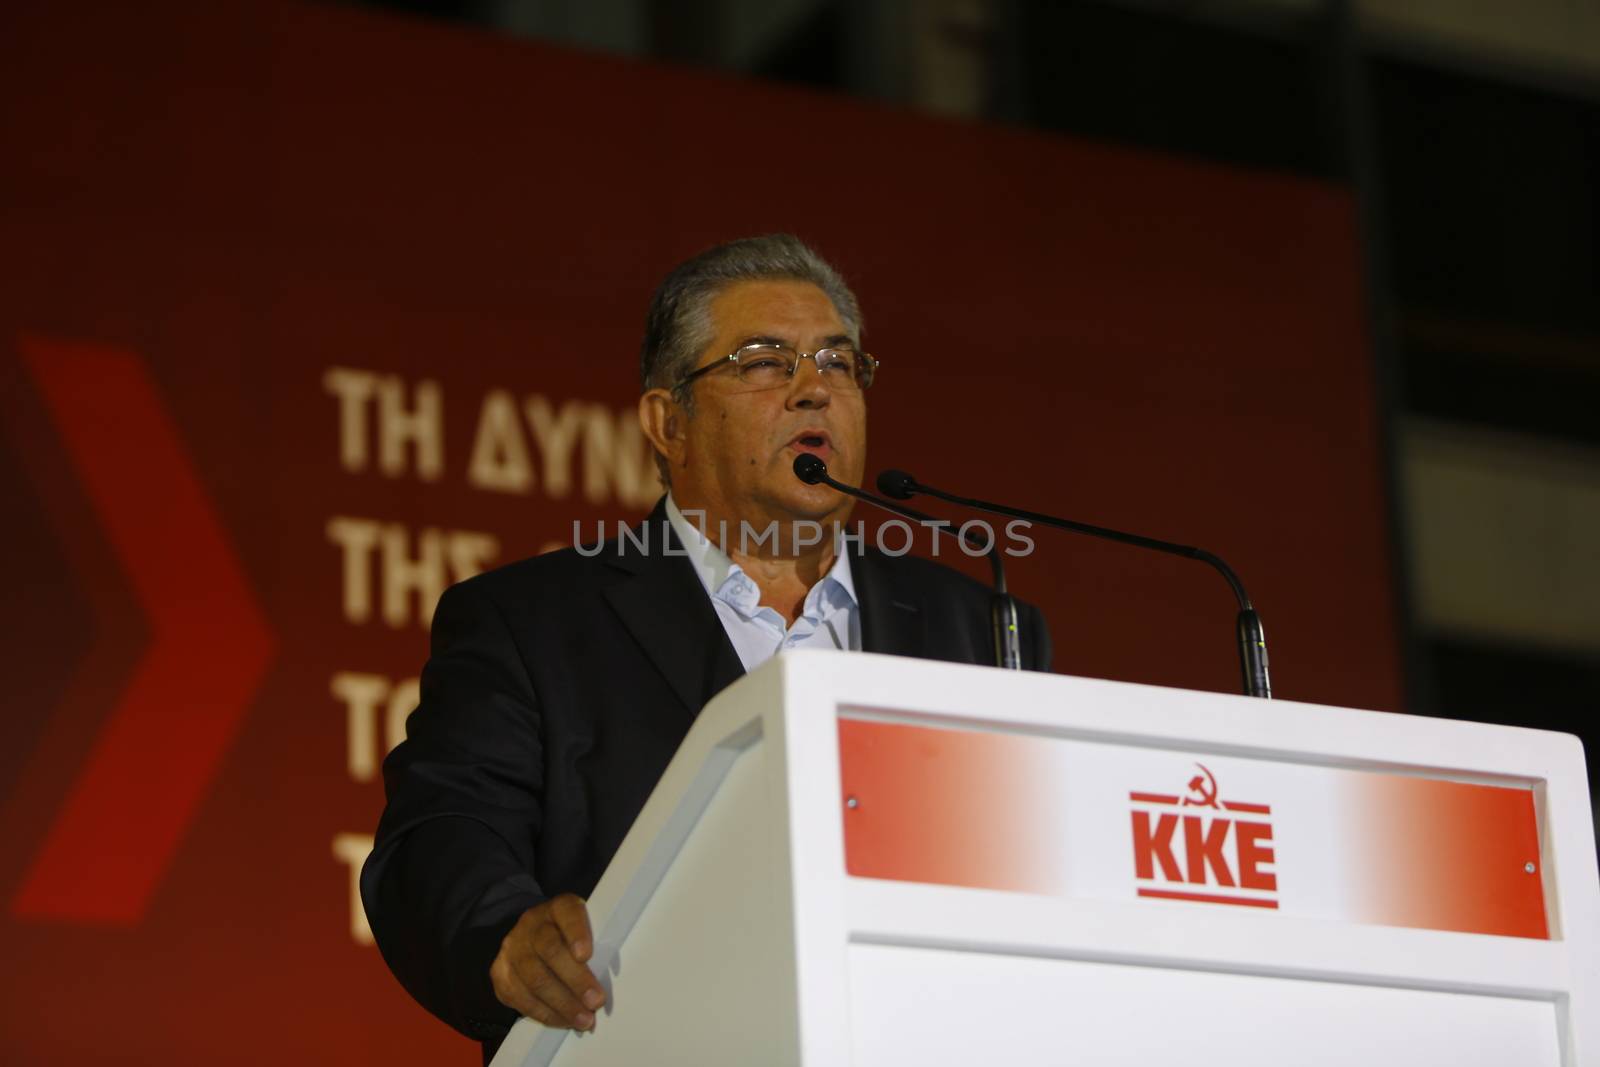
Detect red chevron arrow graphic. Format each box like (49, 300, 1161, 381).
(11, 336, 276, 924)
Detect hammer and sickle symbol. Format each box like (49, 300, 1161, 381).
(1182, 762, 1220, 809)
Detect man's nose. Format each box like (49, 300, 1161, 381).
(785, 357, 832, 409)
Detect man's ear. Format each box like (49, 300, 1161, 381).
(638, 389, 685, 470)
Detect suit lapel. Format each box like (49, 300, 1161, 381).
(602, 501, 744, 715)
(852, 547, 927, 658)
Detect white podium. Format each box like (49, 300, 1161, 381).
(492, 651, 1599, 1067)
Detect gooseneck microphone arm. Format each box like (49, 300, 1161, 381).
(793, 454, 1023, 670)
(878, 469, 1270, 699)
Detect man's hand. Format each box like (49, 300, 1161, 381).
(489, 895, 606, 1031)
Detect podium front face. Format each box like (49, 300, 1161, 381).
(494, 651, 1599, 1067)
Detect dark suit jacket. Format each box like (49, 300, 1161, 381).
(360, 499, 1049, 1057)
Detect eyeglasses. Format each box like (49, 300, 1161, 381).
(675, 343, 879, 394)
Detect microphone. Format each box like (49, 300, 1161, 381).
(877, 468, 1271, 699)
(793, 454, 1023, 670)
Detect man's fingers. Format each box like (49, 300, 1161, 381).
(513, 952, 595, 1030)
(490, 899, 603, 1028)
(523, 999, 570, 1031)
(497, 964, 575, 1033)
(529, 915, 605, 1013)
(544, 895, 606, 1011)
(490, 953, 549, 1023)
(549, 895, 595, 961)
(535, 936, 605, 1013)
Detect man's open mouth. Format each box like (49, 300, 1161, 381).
(788, 431, 833, 457)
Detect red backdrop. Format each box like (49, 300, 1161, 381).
(0, 1, 1399, 1062)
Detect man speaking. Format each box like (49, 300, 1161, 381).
(361, 234, 1051, 1059)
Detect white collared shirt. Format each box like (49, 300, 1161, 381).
(665, 495, 861, 671)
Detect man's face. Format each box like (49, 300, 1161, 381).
(652, 279, 867, 540)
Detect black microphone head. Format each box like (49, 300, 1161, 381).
(876, 468, 919, 500)
(793, 453, 828, 485)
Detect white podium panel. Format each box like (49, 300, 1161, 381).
(847, 942, 1561, 1067)
(492, 651, 1599, 1067)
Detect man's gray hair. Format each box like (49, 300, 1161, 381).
(639, 233, 864, 402)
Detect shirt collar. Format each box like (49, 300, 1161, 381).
(664, 493, 857, 610)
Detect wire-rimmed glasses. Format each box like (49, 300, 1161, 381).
(674, 343, 879, 394)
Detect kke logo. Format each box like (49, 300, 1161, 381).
(1128, 763, 1279, 910)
